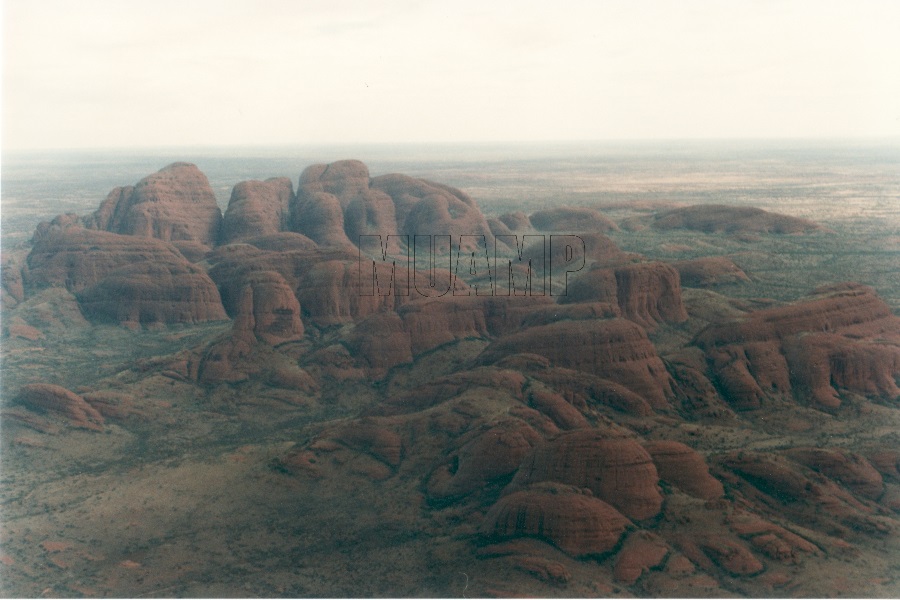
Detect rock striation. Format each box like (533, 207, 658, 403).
(695, 283, 900, 410)
(480, 319, 674, 409)
(15, 384, 104, 431)
(481, 482, 631, 557)
(507, 429, 663, 520)
(221, 178, 294, 244)
(85, 162, 223, 248)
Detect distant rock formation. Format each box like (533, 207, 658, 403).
(651, 204, 823, 234)
(85, 162, 223, 248)
(221, 178, 294, 244)
(529, 207, 618, 232)
(672, 257, 751, 287)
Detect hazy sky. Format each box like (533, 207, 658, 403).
(3, 0, 899, 150)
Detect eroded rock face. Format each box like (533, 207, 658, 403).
(77, 259, 227, 328)
(562, 262, 687, 329)
(785, 447, 883, 500)
(508, 429, 663, 520)
(427, 419, 543, 501)
(15, 384, 104, 431)
(481, 482, 631, 557)
(86, 163, 223, 247)
(25, 228, 187, 293)
(651, 204, 823, 234)
(1, 257, 25, 307)
(221, 178, 294, 244)
(480, 319, 674, 410)
(643, 441, 724, 500)
(614, 532, 670, 585)
(231, 270, 304, 345)
(695, 283, 900, 411)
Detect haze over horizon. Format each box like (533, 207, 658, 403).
(3, 0, 900, 151)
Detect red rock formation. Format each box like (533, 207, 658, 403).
(509, 429, 663, 520)
(298, 159, 370, 204)
(531, 368, 654, 417)
(331, 420, 403, 467)
(727, 512, 820, 564)
(86, 162, 223, 247)
(527, 388, 589, 430)
(642, 441, 724, 500)
(720, 451, 817, 503)
(25, 228, 187, 292)
(76, 259, 227, 328)
(221, 178, 294, 244)
(427, 419, 543, 501)
(379, 368, 526, 415)
(231, 270, 304, 344)
(344, 312, 413, 377)
(529, 207, 618, 232)
(369, 173, 495, 251)
(398, 297, 488, 356)
(651, 204, 823, 234)
(242, 232, 318, 252)
(290, 191, 355, 249)
(480, 319, 674, 410)
(614, 531, 670, 585)
(562, 262, 687, 329)
(15, 384, 104, 431)
(672, 257, 751, 287)
(785, 447, 883, 500)
(481, 482, 631, 557)
(696, 283, 900, 411)
(698, 535, 764, 575)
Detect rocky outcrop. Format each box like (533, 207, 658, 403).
(695, 283, 900, 411)
(221, 178, 294, 244)
(15, 384, 104, 431)
(480, 319, 674, 410)
(508, 429, 663, 520)
(672, 257, 751, 287)
(785, 447, 883, 500)
(481, 482, 631, 557)
(614, 532, 670, 585)
(497, 211, 532, 232)
(86, 162, 223, 247)
(25, 228, 189, 293)
(562, 262, 687, 329)
(529, 207, 618, 232)
(231, 270, 304, 344)
(651, 204, 823, 234)
(76, 259, 227, 328)
(642, 441, 724, 500)
(1, 256, 25, 308)
(427, 419, 543, 501)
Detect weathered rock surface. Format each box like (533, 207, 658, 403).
(427, 419, 543, 501)
(480, 319, 674, 410)
(86, 163, 223, 247)
(15, 384, 104, 431)
(562, 262, 687, 329)
(785, 447, 884, 500)
(221, 178, 294, 244)
(508, 429, 663, 520)
(76, 259, 227, 328)
(25, 228, 187, 292)
(643, 441, 724, 500)
(481, 482, 631, 557)
(651, 204, 823, 234)
(695, 283, 900, 410)
(230, 270, 304, 344)
(614, 531, 670, 585)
